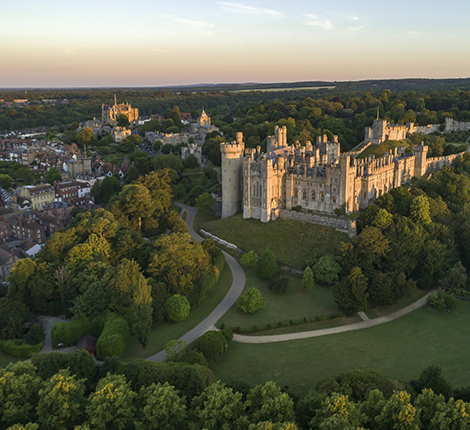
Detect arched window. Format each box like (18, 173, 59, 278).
(332, 196, 337, 204)
(332, 185, 337, 193)
(252, 180, 261, 198)
(302, 189, 307, 200)
(311, 190, 316, 201)
(320, 192, 325, 202)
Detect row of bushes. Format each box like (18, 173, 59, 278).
(96, 316, 130, 360)
(225, 313, 343, 334)
(0, 339, 42, 358)
(51, 316, 106, 347)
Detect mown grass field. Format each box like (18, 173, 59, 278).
(218, 265, 340, 331)
(122, 260, 233, 361)
(195, 212, 349, 270)
(211, 301, 470, 397)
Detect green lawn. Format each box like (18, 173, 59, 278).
(196, 212, 349, 270)
(212, 301, 470, 397)
(122, 260, 233, 360)
(0, 351, 21, 368)
(218, 266, 340, 331)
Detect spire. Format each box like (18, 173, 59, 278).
(114, 94, 117, 106)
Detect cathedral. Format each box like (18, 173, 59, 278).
(101, 95, 139, 126)
(220, 122, 466, 223)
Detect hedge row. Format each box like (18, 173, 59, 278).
(0, 339, 42, 358)
(51, 316, 106, 347)
(96, 316, 130, 360)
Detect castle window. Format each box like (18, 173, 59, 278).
(252, 180, 261, 198)
(320, 192, 325, 202)
(294, 188, 298, 197)
(332, 185, 337, 193)
(363, 192, 366, 198)
(302, 189, 307, 200)
(332, 196, 337, 204)
(311, 191, 316, 200)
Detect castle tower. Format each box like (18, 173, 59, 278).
(220, 136, 245, 218)
(412, 143, 429, 179)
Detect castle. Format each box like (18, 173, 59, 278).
(220, 124, 467, 228)
(101, 95, 139, 126)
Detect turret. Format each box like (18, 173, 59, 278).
(220, 135, 245, 218)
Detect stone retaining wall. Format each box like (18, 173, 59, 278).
(279, 209, 357, 238)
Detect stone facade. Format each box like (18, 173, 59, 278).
(102, 95, 139, 126)
(444, 117, 470, 132)
(220, 126, 468, 228)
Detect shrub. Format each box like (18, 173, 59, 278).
(240, 250, 258, 266)
(26, 324, 46, 345)
(164, 294, 191, 323)
(192, 331, 227, 362)
(178, 350, 208, 367)
(51, 317, 105, 347)
(269, 270, 289, 294)
(312, 254, 341, 285)
(257, 250, 278, 279)
(96, 315, 130, 360)
(302, 266, 315, 290)
(0, 339, 42, 358)
(427, 289, 458, 312)
(237, 288, 266, 314)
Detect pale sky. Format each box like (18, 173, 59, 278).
(1, 0, 470, 87)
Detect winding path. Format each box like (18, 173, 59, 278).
(146, 203, 246, 362)
(146, 202, 434, 361)
(233, 291, 435, 344)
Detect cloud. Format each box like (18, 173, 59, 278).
(177, 18, 215, 29)
(406, 30, 421, 35)
(217, 2, 284, 18)
(151, 48, 170, 53)
(347, 25, 366, 32)
(304, 14, 332, 30)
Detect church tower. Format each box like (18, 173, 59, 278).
(220, 132, 244, 218)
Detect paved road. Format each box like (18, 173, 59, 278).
(38, 316, 75, 354)
(233, 291, 435, 344)
(146, 203, 246, 362)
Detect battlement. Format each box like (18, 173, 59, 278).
(220, 141, 245, 154)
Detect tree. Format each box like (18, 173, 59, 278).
(0, 298, 31, 340)
(37, 369, 85, 430)
(410, 195, 431, 225)
(333, 267, 369, 315)
(116, 114, 130, 128)
(189, 381, 248, 430)
(302, 267, 314, 290)
(238, 287, 266, 313)
(247, 381, 295, 424)
(240, 250, 258, 266)
(164, 339, 188, 358)
(67, 349, 97, 382)
(195, 192, 214, 212)
(412, 365, 453, 400)
(171, 105, 182, 128)
(25, 324, 45, 345)
(132, 276, 153, 348)
(135, 382, 187, 430)
(44, 167, 62, 185)
(77, 127, 93, 145)
(376, 391, 418, 430)
(164, 294, 190, 323)
(86, 373, 136, 430)
(257, 250, 278, 279)
(0, 173, 13, 188)
(0, 362, 41, 429)
(192, 331, 227, 362)
(269, 270, 289, 294)
(312, 254, 341, 285)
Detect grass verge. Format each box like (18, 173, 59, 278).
(122, 260, 233, 361)
(211, 300, 470, 397)
(0, 351, 21, 368)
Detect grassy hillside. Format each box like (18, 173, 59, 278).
(196, 212, 349, 270)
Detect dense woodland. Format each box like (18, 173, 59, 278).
(2, 355, 470, 429)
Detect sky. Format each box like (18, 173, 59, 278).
(1, 0, 470, 88)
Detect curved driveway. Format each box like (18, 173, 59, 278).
(146, 203, 246, 362)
